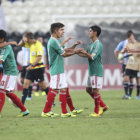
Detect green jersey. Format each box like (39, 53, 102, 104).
(0, 45, 18, 76)
(47, 37, 65, 76)
(86, 40, 103, 77)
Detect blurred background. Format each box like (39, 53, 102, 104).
(0, 0, 140, 89)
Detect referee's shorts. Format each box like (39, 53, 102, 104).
(25, 67, 45, 82)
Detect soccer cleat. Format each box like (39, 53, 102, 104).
(26, 97, 32, 100)
(61, 112, 76, 118)
(89, 113, 100, 117)
(71, 109, 83, 115)
(128, 95, 132, 99)
(136, 96, 140, 100)
(34, 92, 40, 96)
(99, 106, 109, 115)
(41, 111, 59, 118)
(122, 95, 129, 100)
(41, 91, 46, 96)
(17, 110, 30, 117)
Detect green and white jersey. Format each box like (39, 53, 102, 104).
(47, 37, 65, 76)
(86, 40, 103, 77)
(0, 45, 18, 75)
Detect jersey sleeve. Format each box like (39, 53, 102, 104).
(0, 46, 10, 61)
(36, 42, 43, 56)
(91, 42, 102, 60)
(52, 40, 65, 55)
(115, 41, 124, 52)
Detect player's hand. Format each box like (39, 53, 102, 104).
(65, 36, 72, 43)
(10, 41, 17, 46)
(26, 65, 32, 71)
(74, 48, 84, 53)
(74, 40, 83, 46)
(80, 49, 87, 54)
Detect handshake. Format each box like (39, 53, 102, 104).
(74, 48, 87, 55)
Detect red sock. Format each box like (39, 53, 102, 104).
(66, 88, 75, 111)
(90, 92, 106, 108)
(99, 96, 106, 107)
(43, 89, 58, 113)
(0, 90, 5, 113)
(59, 91, 68, 114)
(94, 94, 100, 114)
(6, 93, 26, 112)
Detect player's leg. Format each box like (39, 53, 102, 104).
(22, 78, 32, 104)
(123, 75, 130, 99)
(66, 87, 75, 111)
(27, 84, 33, 100)
(22, 69, 34, 104)
(0, 89, 5, 115)
(6, 91, 29, 116)
(0, 75, 29, 117)
(90, 76, 108, 117)
(128, 77, 134, 98)
(136, 76, 140, 99)
(39, 81, 49, 95)
(42, 88, 59, 117)
(42, 74, 59, 117)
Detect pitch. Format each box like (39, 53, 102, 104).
(0, 90, 140, 140)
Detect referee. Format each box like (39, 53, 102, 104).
(18, 32, 49, 104)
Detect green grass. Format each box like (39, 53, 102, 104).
(0, 90, 140, 140)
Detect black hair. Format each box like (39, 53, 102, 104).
(126, 30, 134, 38)
(50, 22, 64, 34)
(90, 25, 101, 37)
(0, 29, 6, 41)
(24, 32, 34, 39)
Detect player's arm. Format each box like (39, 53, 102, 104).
(18, 40, 25, 47)
(0, 41, 17, 48)
(78, 50, 92, 60)
(69, 40, 83, 49)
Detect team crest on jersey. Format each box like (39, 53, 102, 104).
(32, 51, 35, 56)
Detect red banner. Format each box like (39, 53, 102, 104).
(16, 64, 122, 90)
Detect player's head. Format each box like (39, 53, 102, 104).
(23, 32, 34, 43)
(50, 22, 65, 38)
(0, 29, 6, 43)
(127, 30, 135, 43)
(89, 25, 101, 38)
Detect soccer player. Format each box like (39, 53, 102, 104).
(78, 25, 109, 117)
(122, 42, 140, 99)
(42, 22, 83, 118)
(114, 31, 135, 99)
(18, 32, 49, 105)
(0, 29, 29, 117)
